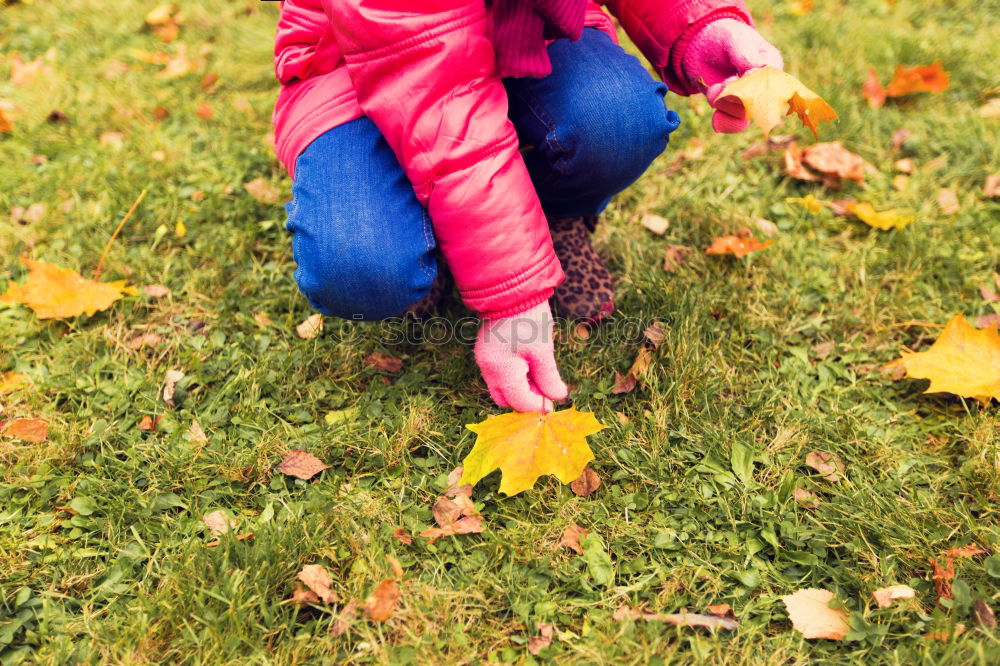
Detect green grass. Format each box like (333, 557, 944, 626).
(2, 0, 1000, 663)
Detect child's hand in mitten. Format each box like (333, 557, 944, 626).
(475, 302, 568, 413)
(681, 18, 784, 133)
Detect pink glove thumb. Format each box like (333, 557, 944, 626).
(475, 301, 569, 413)
(681, 19, 784, 133)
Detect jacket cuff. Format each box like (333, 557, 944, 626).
(664, 8, 754, 96)
(461, 251, 563, 319)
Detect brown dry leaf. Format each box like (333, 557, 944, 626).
(891, 314, 1000, 403)
(11, 203, 47, 224)
(444, 465, 473, 499)
(630, 347, 652, 380)
(782, 588, 849, 640)
(801, 142, 873, 187)
(643, 322, 665, 348)
(885, 62, 949, 97)
(419, 515, 484, 544)
(640, 213, 669, 236)
(872, 584, 916, 609)
(195, 101, 213, 121)
(296, 313, 323, 339)
(161, 369, 184, 407)
(558, 523, 588, 555)
(793, 487, 820, 509)
(188, 419, 208, 444)
(9, 53, 53, 86)
(364, 352, 404, 373)
(977, 314, 1000, 329)
(3, 418, 48, 443)
(936, 189, 960, 215)
(719, 67, 837, 138)
(202, 510, 237, 536)
(972, 601, 996, 629)
(289, 585, 320, 606)
(663, 244, 694, 273)
(157, 45, 197, 79)
(569, 465, 601, 496)
(363, 579, 401, 622)
(393, 528, 413, 545)
(611, 372, 637, 395)
(243, 177, 281, 205)
(297, 564, 338, 604)
(432, 495, 477, 528)
(331, 599, 359, 636)
(983, 175, 1000, 198)
(894, 158, 916, 174)
(891, 128, 912, 150)
(783, 142, 820, 183)
(127, 332, 162, 350)
(862, 68, 887, 109)
(138, 415, 160, 431)
(527, 624, 554, 655)
(0, 258, 136, 319)
(980, 285, 1000, 303)
(947, 544, 986, 559)
(924, 624, 965, 642)
(705, 233, 773, 258)
(277, 450, 329, 480)
(142, 284, 170, 299)
(805, 451, 844, 482)
(707, 604, 732, 617)
(252, 312, 272, 328)
(200, 72, 219, 91)
(387, 555, 404, 579)
(931, 558, 955, 599)
(0, 372, 27, 395)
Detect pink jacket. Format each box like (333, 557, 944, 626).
(272, 0, 752, 318)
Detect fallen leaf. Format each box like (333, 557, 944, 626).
(862, 68, 887, 108)
(277, 450, 329, 480)
(3, 418, 48, 443)
(569, 465, 601, 496)
(980, 285, 1000, 303)
(891, 314, 1000, 403)
(9, 53, 53, 86)
(142, 284, 170, 299)
(363, 579, 400, 622)
(707, 604, 732, 617)
(527, 624, 554, 655)
(611, 372, 637, 395)
(161, 369, 184, 406)
(138, 415, 160, 431)
(200, 72, 219, 91)
(794, 142, 874, 188)
(793, 487, 820, 509)
(984, 175, 1000, 198)
(787, 194, 825, 214)
(789, 0, 814, 16)
(364, 352, 404, 373)
(754, 217, 778, 236)
(827, 199, 857, 216)
(418, 515, 484, 543)
(0, 372, 27, 395)
(432, 494, 477, 527)
(894, 158, 916, 174)
(972, 600, 996, 629)
(782, 588, 849, 640)
(719, 66, 837, 138)
(891, 129, 912, 150)
(947, 544, 986, 559)
(0, 258, 136, 319)
(253, 311, 272, 328)
(202, 510, 237, 536)
(932, 557, 955, 599)
(157, 45, 196, 79)
(846, 203, 914, 231)
(195, 101, 213, 121)
(297, 564, 338, 604)
(924, 624, 965, 641)
(331, 599, 359, 636)
(288, 585, 320, 606)
(893, 174, 910, 192)
(188, 419, 208, 444)
(977, 314, 1000, 329)
(705, 233, 773, 258)
(558, 523, 588, 555)
(885, 61, 949, 97)
(629, 347, 652, 380)
(387, 555, 404, 579)
(99, 130, 125, 146)
(640, 213, 669, 236)
(804, 451, 844, 482)
(663, 244, 694, 273)
(296, 313, 323, 339)
(872, 584, 916, 608)
(459, 408, 606, 496)
(643, 322, 665, 348)
(936, 188, 960, 215)
(244, 177, 281, 205)
(613, 606, 737, 630)
(783, 142, 821, 183)
(0, 103, 13, 134)
(980, 99, 1000, 119)
(444, 465, 473, 498)
(812, 340, 836, 359)
(393, 528, 413, 545)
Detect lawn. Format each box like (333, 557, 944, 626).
(2, 0, 999, 663)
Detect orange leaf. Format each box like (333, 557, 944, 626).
(1, 258, 136, 319)
(0, 372, 27, 395)
(569, 465, 601, 496)
(891, 314, 1000, 403)
(557, 523, 588, 554)
(885, 62, 949, 97)
(418, 514, 484, 543)
(705, 234, 773, 258)
(3, 418, 48, 443)
(862, 68, 887, 109)
(363, 579, 401, 622)
(459, 408, 606, 496)
(719, 67, 837, 139)
(297, 564, 338, 604)
(277, 450, 329, 480)
(782, 588, 849, 640)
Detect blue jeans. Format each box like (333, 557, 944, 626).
(286, 29, 681, 320)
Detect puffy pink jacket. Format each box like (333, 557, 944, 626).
(273, 0, 752, 318)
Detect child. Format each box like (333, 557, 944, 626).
(272, 0, 783, 413)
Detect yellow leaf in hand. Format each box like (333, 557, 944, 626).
(889, 314, 1000, 403)
(460, 408, 606, 496)
(720, 67, 837, 138)
(1, 258, 136, 319)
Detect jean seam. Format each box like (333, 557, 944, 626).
(417, 208, 435, 281)
(510, 85, 570, 179)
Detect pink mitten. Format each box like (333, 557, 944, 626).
(681, 18, 784, 133)
(475, 301, 569, 413)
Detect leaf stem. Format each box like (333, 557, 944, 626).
(94, 189, 147, 281)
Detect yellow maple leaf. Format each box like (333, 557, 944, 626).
(719, 67, 837, 139)
(459, 408, 607, 496)
(846, 202, 914, 231)
(0, 372, 27, 394)
(889, 314, 1000, 403)
(0, 258, 136, 319)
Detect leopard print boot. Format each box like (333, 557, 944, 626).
(549, 216, 615, 325)
(401, 265, 453, 320)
